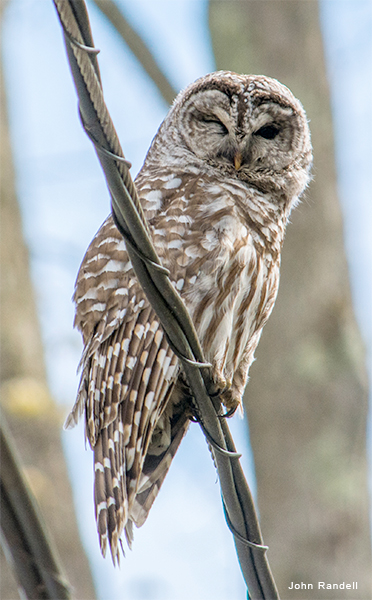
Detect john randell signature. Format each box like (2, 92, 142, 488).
(288, 581, 358, 591)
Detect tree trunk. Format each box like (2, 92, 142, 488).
(0, 3, 96, 597)
(209, 2, 371, 598)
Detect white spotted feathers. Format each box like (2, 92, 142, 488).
(67, 71, 312, 562)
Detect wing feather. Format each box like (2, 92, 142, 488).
(67, 216, 189, 559)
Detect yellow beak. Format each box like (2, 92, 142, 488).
(234, 152, 242, 171)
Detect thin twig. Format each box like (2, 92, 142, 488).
(52, 2, 280, 598)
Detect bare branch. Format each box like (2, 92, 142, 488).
(92, 0, 177, 104)
(0, 411, 72, 600)
(52, 1, 280, 597)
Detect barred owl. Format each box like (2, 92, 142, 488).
(66, 71, 312, 561)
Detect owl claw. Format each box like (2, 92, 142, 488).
(220, 387, 241, 414)
(219, 404, 239, 418)
(205, 373, 240, 416)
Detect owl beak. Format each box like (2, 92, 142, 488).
(234, 151, 242, 171)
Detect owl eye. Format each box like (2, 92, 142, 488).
(254, 124, 280, 140)
(199, 115, 228, 135)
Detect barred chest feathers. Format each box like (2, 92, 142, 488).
(138, 170, 284, 408)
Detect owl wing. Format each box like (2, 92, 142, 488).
(66, 215, 188, 560)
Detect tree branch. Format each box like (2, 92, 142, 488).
(52, 2, 280, 597)
(0, 411, 71, 600)
(92, 0, 177, 104)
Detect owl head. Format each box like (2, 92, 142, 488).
(146, 71, 312, 203)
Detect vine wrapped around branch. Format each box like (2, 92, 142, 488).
(53, 2, 280, 598)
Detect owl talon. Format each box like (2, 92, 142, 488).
(219, 404, 239, 418)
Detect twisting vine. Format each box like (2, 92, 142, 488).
(52, 2, 280, 598)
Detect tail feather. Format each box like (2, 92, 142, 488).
(132, 413, 190, 528)
(93, 393, 190, 559)
(94, 420, 128, 562)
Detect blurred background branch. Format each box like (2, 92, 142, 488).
(0, 1, 96, 597)
(92, 0, 177, 105)
(0, 411, 71, 600)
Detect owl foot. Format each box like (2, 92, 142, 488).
(206, 372, 240, 416)
(219, 386, 240, 414)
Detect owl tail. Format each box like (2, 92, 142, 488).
(93, 403, 189, 563)
(94, 421, 128, 564)
(130, 412, 190, 528)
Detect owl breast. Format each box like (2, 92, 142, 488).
(138, 169, 282, 407)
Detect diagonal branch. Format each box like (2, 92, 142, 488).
(0, 410, 71, 600)
(52, 1, 280, 598)
(92, 0, 177, 105)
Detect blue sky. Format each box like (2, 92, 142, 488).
(2, 1, 371, 598)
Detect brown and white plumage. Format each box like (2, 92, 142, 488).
(66, 71, 312, 561)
